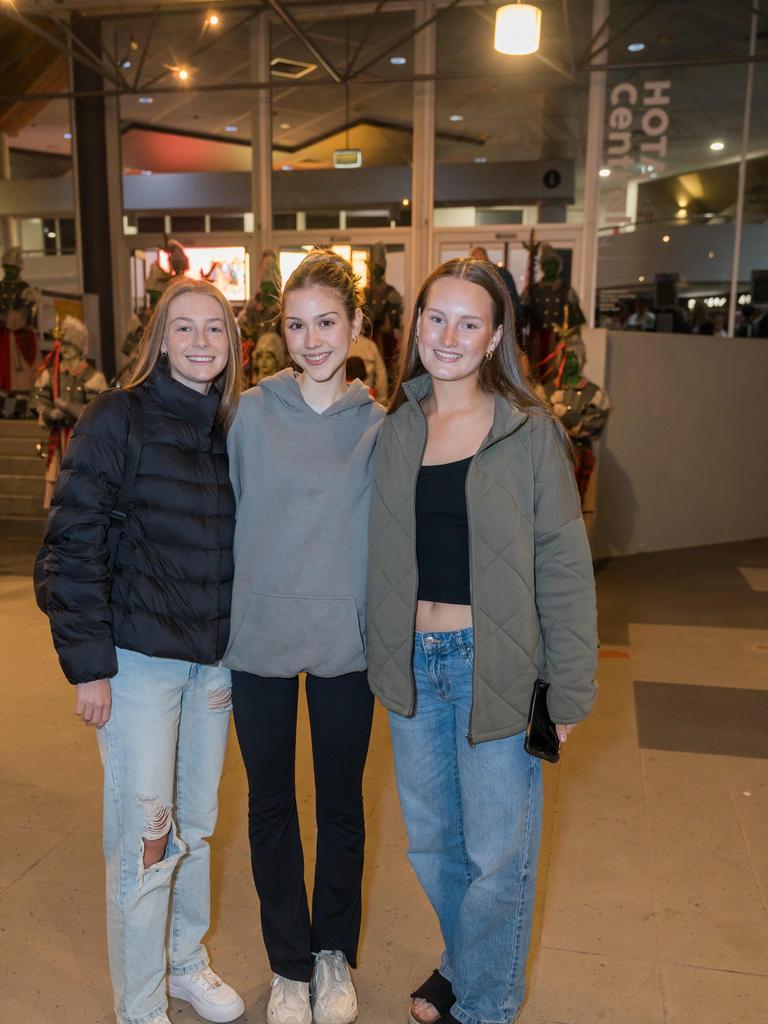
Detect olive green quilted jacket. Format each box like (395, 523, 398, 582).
(366, 374, 598, 744)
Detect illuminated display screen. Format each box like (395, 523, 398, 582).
(154, 246, 249, 302)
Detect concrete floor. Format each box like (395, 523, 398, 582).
(1, 537, 767, 1024)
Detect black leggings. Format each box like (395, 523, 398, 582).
(231, 669, 374, 982)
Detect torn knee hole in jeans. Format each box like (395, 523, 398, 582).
(208, 686, 232, 711)
(137, 794, 173, 843)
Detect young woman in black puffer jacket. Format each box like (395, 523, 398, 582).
(39, 277, 245, 1024)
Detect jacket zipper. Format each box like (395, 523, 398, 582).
(406, 413, 429, 718)
(465, 452, 477, 746)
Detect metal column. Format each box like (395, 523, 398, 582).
(727, 0, 759, 337)
(250, 12, 273, 297)
(579, 0, 609, 327)
(410, 0, 436, 303)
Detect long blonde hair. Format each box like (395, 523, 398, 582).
(125, 277, 241, 430)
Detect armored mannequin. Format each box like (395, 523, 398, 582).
(239, 249, 282, 372)
(34, 315, 108, 506)
(0, 246, 40, 391)
(536, 327, 610, 506)
(249, 331, 287, 386)
(363, 242, 402, 389)
(521, 243, 585, 377)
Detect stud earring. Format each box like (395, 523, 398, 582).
(485, 349, 494, 361)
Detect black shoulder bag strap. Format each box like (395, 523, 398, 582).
(109, 389, 144, 527)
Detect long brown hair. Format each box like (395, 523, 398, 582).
(390, 257, 545, 416)
(125, 276, 242, 430)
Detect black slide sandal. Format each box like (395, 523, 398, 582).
(409, 969, 456, 1024)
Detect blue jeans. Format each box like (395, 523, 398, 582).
(388, 630, 543, 1024)
(96, 649, 232, 1024)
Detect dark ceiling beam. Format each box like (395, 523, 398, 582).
(263, 0, 344, 83)
(345, 0, 387, 80)
(347, 0, 464, 80)
(6, 49, 768, 105)
(560, 0, 576, 78)
(0, 9, 127, 91)
(139, 6, 265, 90)
(580, 0, 666, 68)
(48, 12, 132, 92)
(121, 114, 484, 150)
(132, 7, 160, 92)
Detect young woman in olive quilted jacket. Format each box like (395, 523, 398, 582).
(366, 258, 598, 1024)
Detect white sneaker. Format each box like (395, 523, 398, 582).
(267, 974, 312, 1024)
(169, 966, 245, 1023)
(310, 951, 358, 1024)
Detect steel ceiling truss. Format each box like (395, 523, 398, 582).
(1, 0, 767, 105)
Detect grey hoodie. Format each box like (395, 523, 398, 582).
(224, 368, 385, 678)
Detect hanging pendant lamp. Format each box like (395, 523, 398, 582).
(494, 2, 542, 56)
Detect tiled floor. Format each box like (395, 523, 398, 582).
(1, 537, 767, 1024)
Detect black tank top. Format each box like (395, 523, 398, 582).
(415, 456, 471, 605)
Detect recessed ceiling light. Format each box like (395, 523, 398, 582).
(627, 42, 645, 52)
(390, 56, 407, 65)
(401, 197, 410, 206)
(662, 234, 670, 243)
(474, 156, 487, 163)
(63, 131, 72, 139)
(449, 114, 464, 122)
(598, 167, 611, 178)
(121, 60, 132, 69)
(638, 275, 646, 282)
(708, 251, 715, 258)
(224, 124, 238, 132)
(280, 122, 291, 129)
(139, 95, 154, 104)
(710, 140, 725, 151)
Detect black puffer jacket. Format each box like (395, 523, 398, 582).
(42, 363, 235, 684)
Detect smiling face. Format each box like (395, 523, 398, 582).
(417, 276, 502, 384)
(283, 284, 362, 385)
(163, 291, 229, 394)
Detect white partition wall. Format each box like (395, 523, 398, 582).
(595, 331, 768, 558)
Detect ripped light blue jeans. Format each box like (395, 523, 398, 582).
(96, 648, 232, 1024)
(388, 630, 543, 1024)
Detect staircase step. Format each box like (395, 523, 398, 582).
(0, 455, 45, 477)
(0, 474, 46, 497)
(0, 493, 46, 517)
(0, 515, 46, 540)
(0, 435, 46, 456)
(0, 418, 42, 438)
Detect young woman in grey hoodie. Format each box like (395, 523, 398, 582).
(224, 249, 385, 1024)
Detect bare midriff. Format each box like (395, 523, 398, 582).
(415, 599, 473, 633)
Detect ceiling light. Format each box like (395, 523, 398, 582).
(708, 251, 715, 258)
(474, 156, 488, 163)
(390, 56, 407, 65)
(120, 60, 132, 69)
(280, 122, 291, 129)
(224, 124, 238, 132)
(710, 140, 725, 151)
(63, 131, 72, 139)
(207, 12, 220, 27)
(138, 95, 154, 104)
(598, 167, 611, 178)
(401, 198, 410, 206)
(449, 114, 464, 122)
(662, 234, 670, 243)
(627, 42, 646, 52)
(675, 208, 688, 219)
(638, 275, 645, 282)
(494, 3, 542, 56)
(46, 231, 56, 238)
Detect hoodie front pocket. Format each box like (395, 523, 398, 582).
(226, 591, 366, 678)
